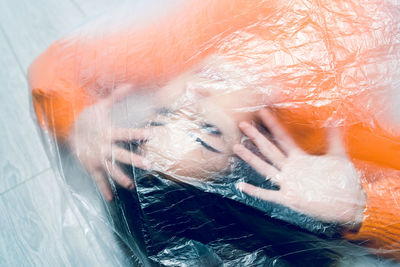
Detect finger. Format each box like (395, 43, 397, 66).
(92, 170, 114, 201)
(258, 109, 300, 154)
(233, 144, 279, 180)
(327, 127, 347, 157)
(111, 146, 152, 170)
(239, 121, 286, 164)
(102, 84, 134, 108)
(236, 182, 286, 205)
(104, 160, 135, 190)
(112, 128, 151, 141)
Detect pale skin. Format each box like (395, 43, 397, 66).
(234, 109, 366, 226)
(68, 84, 151, 201)
(67, 67, 249, 201)
(67, 69, 366, 228)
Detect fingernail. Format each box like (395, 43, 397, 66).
(106, 194, 114, 202)
(127, 183, 135, 190)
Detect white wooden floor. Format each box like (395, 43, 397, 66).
(0, 0, 127, 266)
(0, 0, 399, 266)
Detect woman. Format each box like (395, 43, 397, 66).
(29, 0, 400, 260)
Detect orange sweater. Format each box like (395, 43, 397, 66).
(29, 0, 400, 258)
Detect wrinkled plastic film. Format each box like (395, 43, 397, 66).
(29, 0, 400, 266)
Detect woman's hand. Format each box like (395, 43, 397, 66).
(68, 85, 151, 201)
(234, 109, 366, 227)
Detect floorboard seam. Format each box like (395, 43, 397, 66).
(0, 167, 52, 196)
(68, 0, 87, 17)
(0, 25, 27, 76)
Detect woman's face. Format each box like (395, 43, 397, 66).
(141, 68, 265, 180)
(143, 99, 239, 179)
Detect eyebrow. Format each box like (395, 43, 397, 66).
(155, 107, 174, 115)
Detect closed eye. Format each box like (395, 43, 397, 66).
(148, 121, 165, 127)
(195, 137, 221, 153)
(148, 121, 221, 154)
(148, 106, 223, 154)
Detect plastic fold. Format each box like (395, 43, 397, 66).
(28, 0, 400, 266)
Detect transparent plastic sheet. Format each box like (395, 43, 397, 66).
(28, 0, 400, 266)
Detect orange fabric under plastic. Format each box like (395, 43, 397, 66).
(29, 0, 400, 257)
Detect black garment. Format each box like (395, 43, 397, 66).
(111, 161, 344, 267)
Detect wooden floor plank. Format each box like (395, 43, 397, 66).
(0, 0, 88, 193)
(70, 0, 124, 18)
(0, 0, 85, 71)
(0, 168, 128, 267)
(0, 29, 50, 193)
(0, 0, 129, 265)
(0, 0, 90, 193)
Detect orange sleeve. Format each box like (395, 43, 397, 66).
(344, 162, 400, 260)
(28, 0, 281, 141)
(29, 43, 93, 140)
(343, 122, 400, 259)
(275, 106, 400, 259)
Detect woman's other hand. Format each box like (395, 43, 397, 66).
(68, 85, 151, 201)
(234, 109, 366, 228)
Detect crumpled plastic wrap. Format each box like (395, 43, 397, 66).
(29, 0, 400, 266)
